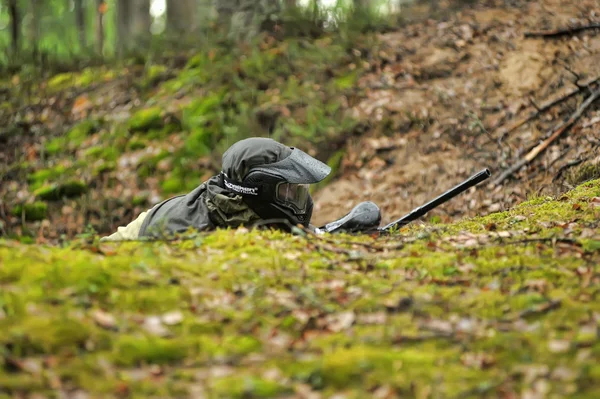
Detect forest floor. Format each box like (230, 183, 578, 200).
(1, 1, 600, 397)
(2, 176, 600, 398)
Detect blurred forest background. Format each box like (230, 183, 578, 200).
(1, 0, 599, 243)
(0, 0, 439, 69)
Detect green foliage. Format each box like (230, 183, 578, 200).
(28, 165, 67, 190)
(161, 177, 186, 195)
(142, 64, 170, 88)
(128, 107, 164, 132)
(46, 69, 113, 92)
(44, 120, 99, 155)
(34, 180, 87, 201)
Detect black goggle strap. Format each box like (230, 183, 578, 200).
(221, 173, 261, 196)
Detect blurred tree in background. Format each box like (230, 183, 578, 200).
(0, 0, 469, 72)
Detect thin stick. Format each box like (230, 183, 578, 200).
(493, 87, 600, 186)
(524, 22, 600, 38)
(494, 75, 600, 140)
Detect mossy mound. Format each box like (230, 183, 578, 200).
(2, 179, 600, 397)
(11, 202, 48, 221)
(45, 120, 99, 155)
(128, 107, 164, 132)
(34, 180, 88, 201)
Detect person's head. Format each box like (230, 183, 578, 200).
(220, 137, 331, 227)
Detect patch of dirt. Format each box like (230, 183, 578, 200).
(312, 0, 600, 226)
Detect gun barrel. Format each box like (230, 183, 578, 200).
(379, 168, 491, 231)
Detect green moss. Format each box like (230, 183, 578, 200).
(93, 161, 116, 176)
(44, 120, 98, 155)
(84, 145, 120, 162)
(47, 72, 75, 91)
(183, 128, 212, 156)
(114, 336, 191, 366)
(11, 202, 48, 221)
(182, 92, 224, 130)
(334, 71, 358, 90)
(45, 137, 66, 155)
(67, 120, 98, 142)
(127, 136, 148, 151)
(161, 177, 186, 195)
(46, 68, 108, 93)
(28, 165, 67, 188)
(211, 376, 291, 398)
(6, 317, 90, 355)
(142, 64, 170, 88)
(129, 107, 164, 132)
(132, 193, 149, 207)
(34, 180, 87, 201)
(186, 53, 208, 69)
(0, 374, 44, 393)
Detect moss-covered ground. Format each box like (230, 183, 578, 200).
(2, 178, 600, 398)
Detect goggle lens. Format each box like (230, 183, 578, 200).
(276, 183, 309, 212)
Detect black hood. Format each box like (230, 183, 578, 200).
(221, 137, 330, 183)
(220, 137, 331, 227)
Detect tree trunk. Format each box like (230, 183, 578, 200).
(285, 0, 296, 9)
(354, 0, 370, 9)
(167, 0, 198, 35)
(75, 0, 87, 51)
(217, 0, 281, 41)
(215, 0, 234, 30)
(132, 0, 151, 44)
(116, 0, 131, 54)
(30, 0, 41, 63)
(7, 0, 19, 55)
(95, 0, 105, 56)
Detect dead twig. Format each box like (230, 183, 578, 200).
(524, 22, 600, 38)
(494, 75, 600, 140)
(493, 87, 600, 186)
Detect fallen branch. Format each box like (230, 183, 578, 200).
(494, 75, 600, 140)
(524, 22, 600, 38)
(493, 87, 600, 186)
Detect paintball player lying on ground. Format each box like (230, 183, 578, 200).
(101, 137, 331, 241)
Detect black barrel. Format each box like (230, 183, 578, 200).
(379, 168, 491, 231)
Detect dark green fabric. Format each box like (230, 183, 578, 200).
(138, 137, 293, 238)
(138, 176, 260, 238)
(222, 137, 292, 181)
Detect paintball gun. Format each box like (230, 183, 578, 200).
(316, 168, 491, 234)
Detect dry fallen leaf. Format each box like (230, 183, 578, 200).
(548, 339, 570, 353)
(92, 309, 118, 330)
(461, 352, 496, 369)
(325, 311, 355, 332)
(162, 311, 184, 326)
(143, 316, 170, 337)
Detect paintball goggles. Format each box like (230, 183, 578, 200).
(315, 168, 491, 234)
